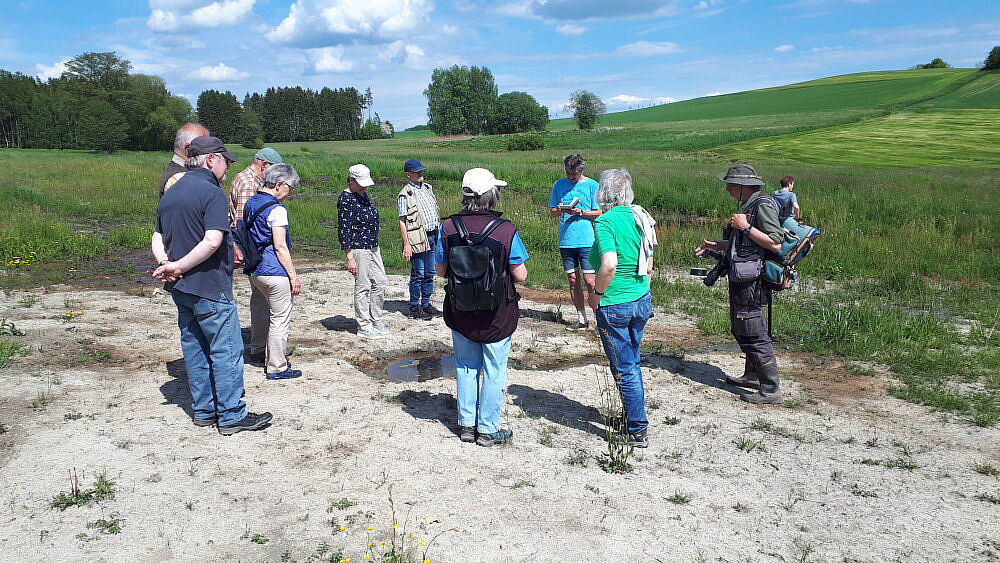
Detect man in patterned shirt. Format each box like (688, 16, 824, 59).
(396, 159, 440, 320)
(228, 147, 283, 227)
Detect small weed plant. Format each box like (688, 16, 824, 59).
(86, 513, 125, 535)
(594, 361, 635, 474)
(0, 340, 30, 369)
(735, 435, 766, 453)
(51, 469, 116, 510)
(973, 461, 999, 477)
(0, 318, 25, 336)
(363, 484, 453, 563)
(666, 492, 692, 505)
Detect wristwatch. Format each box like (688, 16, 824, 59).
(593, 289, 604, 296)
(742, 224, 752, 234)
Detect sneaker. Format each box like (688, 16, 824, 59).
(565, 321, 589, 331)
(422, 304, 440, 317)
(246, 352, 266, 367)
(627, 430, 649, 448)
(459, 426, 476, 443)
(372, 323, 391, 335)
(266, 367, 302, 380)
(218, 412, 273, 436)
(476, 428, 513, 447)
(193, 417, 217, 427)
(408, 306, 425, 319)
(358, 328, 384, 339)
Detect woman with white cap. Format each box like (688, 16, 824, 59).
(435, 168, 530, 447)
(337, 163, 389, 340)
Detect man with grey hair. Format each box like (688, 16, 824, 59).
(243, 163, 303, 379)
(695, 163, 785, 404)
(160, 122, 209, 195)
(548, 153, 602, 330)
(153, 135, 273, 434)
(229, 147, 283, 227)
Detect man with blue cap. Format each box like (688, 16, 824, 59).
(397, 158, 441, 320)
(229, 147, 283, 227)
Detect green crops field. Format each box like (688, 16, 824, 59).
(1, 68, 998, 425)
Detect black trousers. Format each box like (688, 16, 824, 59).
(729, 278, 775, 368)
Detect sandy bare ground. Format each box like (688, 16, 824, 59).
(1, 265, 998, 562)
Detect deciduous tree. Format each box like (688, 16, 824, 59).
(567, 90, 605, 130)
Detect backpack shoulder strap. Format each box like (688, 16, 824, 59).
(450, 215, 471, 244)
(473, 218, 507, 244)
(248, 200, 279, 224)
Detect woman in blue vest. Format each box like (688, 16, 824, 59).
(244, 163, 303, 380)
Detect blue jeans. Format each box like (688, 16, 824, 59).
(452, 331, 512, 434)
(171, 290, 248, 426)
(595, 292, 652, 435)
(409, 230, 438, 308)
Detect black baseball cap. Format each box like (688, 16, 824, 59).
(187, 136, 238, 162)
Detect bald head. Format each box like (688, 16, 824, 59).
(174, 123, 210, 157)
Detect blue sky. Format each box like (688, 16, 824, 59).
(1, 0, 997, 129)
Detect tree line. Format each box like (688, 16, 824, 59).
(197, 86, 391, 149)
(0, 52, 194, 152)
(0, 51, 390, 153)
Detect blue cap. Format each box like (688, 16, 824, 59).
(404, 159, 426, 173)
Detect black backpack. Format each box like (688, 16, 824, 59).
(232, 200, 279, 273)
(446, 215, 510, 312)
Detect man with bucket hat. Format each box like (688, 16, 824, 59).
(695, 163, 785, 404)
(152, 136, 274, 434)
(397, 158, 441, 320)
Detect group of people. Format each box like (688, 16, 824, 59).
(151, 122, 796, 444)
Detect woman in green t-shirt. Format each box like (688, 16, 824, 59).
(587, 168, 656, 448)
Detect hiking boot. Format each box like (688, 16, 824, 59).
(422, 304, 441, 317)
(627, 430, 649, 448)
(372, 323, 391, 335)
(193, 416, 217, 427)
(741, 359, 783, 404)
(358, 328, 384, 340)
(566, 321, 589, 331)
(726, 359, 760, 390)
(246, 352, 266, 367)
(266, 367, 302, 380)
(408, 306, 430, 320)
(218, 412, 273, 436)
(476, 428, 513, 447)
(459, 426, 476, 443)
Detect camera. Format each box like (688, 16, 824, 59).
(691, 248, 727, 287)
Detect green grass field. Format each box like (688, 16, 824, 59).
(1, 68, 997, 425)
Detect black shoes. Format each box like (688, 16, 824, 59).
(459, 426, 476, 443)
(246, 352, 266, 367)
(476, 428, 513, 447)
(193, 417, 217, 427)
(409, 306, 433, 320)
(218, 412, 273, 435)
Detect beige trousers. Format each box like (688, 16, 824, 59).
(249, 274, 293, 373)
(352, 247, 386, 331)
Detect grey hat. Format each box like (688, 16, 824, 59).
(187, 136, 238, 162)
(717, 163, 764, 186)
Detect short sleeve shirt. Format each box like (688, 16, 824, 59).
(245, 192, 291, 277)
(155, 167, 234, 300)
(588, 206, 649, 306)
(548, 176, 599, 248)
(771, 189, 797, 220)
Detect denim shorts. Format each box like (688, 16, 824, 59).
(559, 246, 594, 274)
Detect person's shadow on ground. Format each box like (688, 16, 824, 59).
(392, 390, 462, 436)
(320, 315, 360, 334)
(642, 353, 743, 397)
(507, 384, 605, 438)
(160, 358, 195, 419)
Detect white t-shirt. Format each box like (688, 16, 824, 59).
(266, 205, 289, 229)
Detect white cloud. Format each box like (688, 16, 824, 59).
(309, 46, 354, 73)
(188, 63, 249, 81)
(35, 59, 68, 80)
(148, 0, 256, 32)
(378, 40, 426, 66)
(774, 44, 795, 52)
(616, 41, 682, 56)
(267, 0, 433, 47)
(441, 24, 459, 35)
(605, 93, 677, 107)
(556, 24, 586, 35)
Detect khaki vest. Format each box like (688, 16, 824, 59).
(399, 183, 435, 254)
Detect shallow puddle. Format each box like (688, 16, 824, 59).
(376, 353, 457, 382)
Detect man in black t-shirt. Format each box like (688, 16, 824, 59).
(153, 136, 273, 435)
